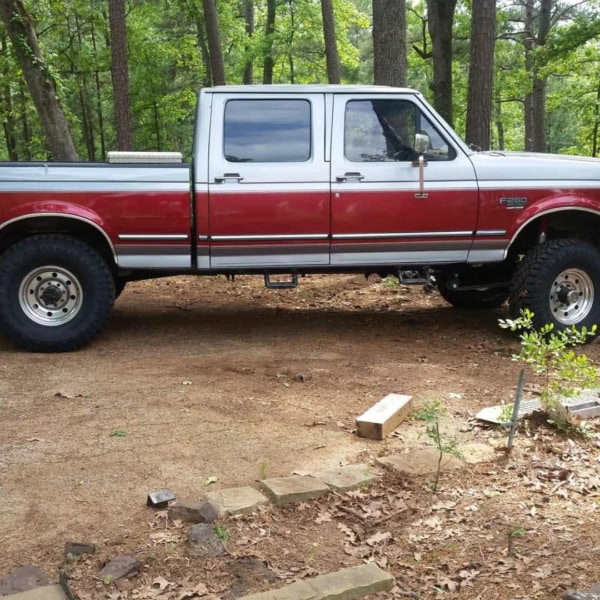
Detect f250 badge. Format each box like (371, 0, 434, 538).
(500, 196, 528, 209)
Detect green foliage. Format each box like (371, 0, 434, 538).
(109, 428, 128, 437)
(214, 525, 229, 544)
(0, 1, 599, 160)
(414, 399, 462, 492)
(499, 309, 598, 425)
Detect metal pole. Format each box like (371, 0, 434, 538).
(507, 369, 525, 453)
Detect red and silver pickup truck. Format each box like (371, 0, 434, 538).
(0, 84, 599, 351)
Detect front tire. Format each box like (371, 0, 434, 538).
(0, 235, 115, 352)
(509, 239, 600, 338)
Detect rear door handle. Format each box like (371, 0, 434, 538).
(336, 172, 364, 183)
(215, 173, 244, 183)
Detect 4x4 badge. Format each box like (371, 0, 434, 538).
(500, 196, 528, 209)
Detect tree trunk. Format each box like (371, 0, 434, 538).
(287, 0, 295, 84)
(426, 0, 458, 126)
(0, 0, 77, 160)
(75, 14, 96, 160)
(91, 22, 106, 160)
(263, 0, 277, 84)
(0, 32, 18, 160)
(202, 0, 226, 86)
(242, 0, 254, 84)
(495, 95, 505, 151)
(109, 0, 133, 151)
(18, 82, 31, 160)
(465, 0, 496, 150)
(524, 0, 551, 152)
(321, 0, 341, 84)
(532, 0, 551, 152)
(592, 81, 600, 158)
(372, 0, 407, 87)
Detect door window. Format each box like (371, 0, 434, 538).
(223, 99, 311, 163)
(344, 99, 455, 163)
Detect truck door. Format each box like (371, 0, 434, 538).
(207, 92, 330, 268)
(330, 94, 479, 266)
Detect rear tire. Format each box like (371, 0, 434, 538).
(509, 239, 600, 339)
(0, 235, 115, 352)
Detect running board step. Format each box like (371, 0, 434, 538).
(264, 273, 298, 289)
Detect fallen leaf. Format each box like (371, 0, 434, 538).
(366, 531, 392, 546)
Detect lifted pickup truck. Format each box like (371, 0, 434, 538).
(1, 84, 600, 352)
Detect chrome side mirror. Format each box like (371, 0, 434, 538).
(414, 132, 431, 155)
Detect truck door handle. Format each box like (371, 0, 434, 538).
(412, 155, 428, 198)
(215, 173, 244, 183)
(336, 172, 364, 183)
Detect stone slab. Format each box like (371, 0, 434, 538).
(377, 448, 463, 476)
(1, 585, 67, 600)
(238, 562, 394, 600)
(260, 476, 329, 507)
(188, 524, 225, 558)
(206, 486, 269, 516)
(0, 567, 50, 596)
(309, 464, 377, 492)
(356, 394, 413, 440)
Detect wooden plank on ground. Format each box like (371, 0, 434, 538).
(356, 393, 413, 440)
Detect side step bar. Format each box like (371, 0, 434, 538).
(264, 273, 298, 289)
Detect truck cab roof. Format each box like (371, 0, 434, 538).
(202, 84, 421, 95)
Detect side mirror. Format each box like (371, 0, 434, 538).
(414, 132, 431, 155)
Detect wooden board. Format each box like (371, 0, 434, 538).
(356, 394, 413, 440)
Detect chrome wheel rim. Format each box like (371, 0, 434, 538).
(19, 266, 83, 326)
(549, 268, 594, 326)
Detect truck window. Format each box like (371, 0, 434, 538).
(224, 99, 311, 163)
(344, 99, 454, 162)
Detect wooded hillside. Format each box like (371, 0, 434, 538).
(0, 0, 598, 161)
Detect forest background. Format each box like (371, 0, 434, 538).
(0, 0, 598, 163)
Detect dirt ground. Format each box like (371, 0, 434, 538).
(1, 274, 599, 599)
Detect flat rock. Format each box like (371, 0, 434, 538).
(0, 566, 50, 596)
(230, 558, 276, 598)
(0, 585, 67, 600)
(377, 448, 463, 476)
(207, 487, 269, 516)
(260, 476, 329, 507)
(168, 501, 218, 523)
(238, 562, 394, 599)
(99, 555, 140, 582)
(188, 524, 225, 558)
(563, 584, 600, 600)
(64, 542, 96, 558)
(309, 464, 377, 492)
(460, 442, 497, 464)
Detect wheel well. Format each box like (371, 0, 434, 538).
(0, 216, 116, 272)
(509, 210, 600, 258)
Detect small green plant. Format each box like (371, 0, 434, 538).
(499, 309, 597, 427)
(214, 525, 229, 544)
(507, 526, 525, 556)
(414, 400, 462, 492)
(360, 465, 373, 491)
(109, 429, 127, 437)
(257, 461, 268, 480)
(382, 275, 399, 289)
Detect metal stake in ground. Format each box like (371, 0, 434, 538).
(507, 369, 525, 453)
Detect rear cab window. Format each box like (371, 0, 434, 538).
(224, 99, 312, 163)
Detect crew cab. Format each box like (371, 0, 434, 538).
(1, 84, 599, 351)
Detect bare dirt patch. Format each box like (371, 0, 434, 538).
(1, 274, 599, 598)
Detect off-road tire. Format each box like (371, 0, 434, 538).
(0, 235, 115, 352)
(437, 281, 509, 310)
(509, 239, 600, 339)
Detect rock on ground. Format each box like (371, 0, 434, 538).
(0, 566, 50, 596)
(168, 501, 218, 523)
(0, 585, 67, 600)
(188, 524, 225, 558)
(99, 555, 141, 582)
(260, 476, 329, 506)
(206, 486, 269, 516)
(309, 464, 377, 492)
